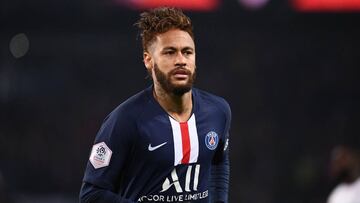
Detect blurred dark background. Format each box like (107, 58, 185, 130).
(1, 0, 360, 202)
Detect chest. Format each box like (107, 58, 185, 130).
(135, 112, 225, 167)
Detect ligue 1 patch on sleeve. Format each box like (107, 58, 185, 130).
(89, 142, 112, 169)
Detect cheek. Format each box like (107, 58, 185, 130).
(156, 61, 172, 72)
(189, 57, 196, 67)
(190, 62, 196, 72)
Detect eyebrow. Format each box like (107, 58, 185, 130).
(162, 46, 194, 51)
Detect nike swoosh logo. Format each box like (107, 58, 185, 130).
(148, 142, 167, 151)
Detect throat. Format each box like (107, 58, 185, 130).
(169, 110, 193, 123)
(153, 88, 193, 122)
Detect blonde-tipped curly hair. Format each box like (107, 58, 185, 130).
(135, 7, 194, 52)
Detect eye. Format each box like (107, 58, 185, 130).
(183, 50, 193, 56)
(183, 49, 194, 55)
(164, 51, 175, 55)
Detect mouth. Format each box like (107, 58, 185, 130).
(171, 69, 190, 79)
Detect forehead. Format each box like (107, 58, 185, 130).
(150, 29, 195, 51)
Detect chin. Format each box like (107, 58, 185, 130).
(172, 86, 192, 96)
(172, 81, 192, 88)
(169, 81, 192, 95)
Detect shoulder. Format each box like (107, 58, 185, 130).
(327, 178, 360, 203)
(105, 87, 152, 124)
(193, 88, 231, 118)
(327, 183, 349, 203)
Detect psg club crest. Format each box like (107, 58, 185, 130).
(205, 131, 219, 150)
(89, 142, 112, 169)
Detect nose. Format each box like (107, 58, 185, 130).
(175, 52, 186, 68)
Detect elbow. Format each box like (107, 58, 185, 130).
(79, 182, 97, 203)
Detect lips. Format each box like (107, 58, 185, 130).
(173, 69, 189, 74)
(171, 68, 190, 77)
(171, 69, 190, 80)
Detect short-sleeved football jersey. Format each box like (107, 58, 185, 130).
(82, 86, 231, 202)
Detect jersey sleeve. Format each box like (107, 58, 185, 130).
(80, 182, 135, 203)
(212, 98, 231, 164)
(80, 106, 137, 201)
(210, 98, 231, 203)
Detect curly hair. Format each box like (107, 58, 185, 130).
(135, 7, 194, 52)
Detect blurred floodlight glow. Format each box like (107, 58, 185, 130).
(238, 0, 270, 10)
(116, 0, 220, 11)
(9, 33, 30, 58)
(293, 0, 360, 11)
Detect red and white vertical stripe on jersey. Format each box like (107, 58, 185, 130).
(169, 114, 199, 166)
(180, 122, 191, 163)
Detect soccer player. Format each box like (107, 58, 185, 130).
(327, 142, 360, 203)
(80, 7, 231, 203)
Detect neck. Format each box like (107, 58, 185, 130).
(153, 84, 193, 122)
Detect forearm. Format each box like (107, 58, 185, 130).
(80, 182, 135, 203)
(210, 153, 230, 203)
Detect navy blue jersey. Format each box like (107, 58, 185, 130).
(81, 86, 231, 203)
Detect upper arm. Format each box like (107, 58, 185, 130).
(212, 98, 231, 165)
(82, 108, 136, 191)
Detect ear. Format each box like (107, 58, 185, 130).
(143, 51, 153, 71)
